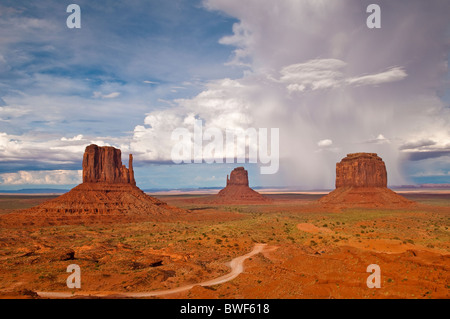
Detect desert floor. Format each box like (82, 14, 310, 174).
(0, 192, 449, 299)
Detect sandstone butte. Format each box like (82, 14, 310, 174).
(0, 144, 186, 226)
(82, 144, 136, 185)
(319, 153, 415, 209)
(214, 167, 271, 203)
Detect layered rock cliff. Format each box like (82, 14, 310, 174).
(216, 167, 271, 203)
(226, 167, 249, 186)
(320, 153, 414, 209)
(336, 153, 387, 188)
(82, 144, 135, 185)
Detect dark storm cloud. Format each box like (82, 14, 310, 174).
(399, 139, 437, 151)
(404, 151, 450, 162)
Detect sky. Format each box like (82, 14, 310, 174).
(0, 0, 449, 190)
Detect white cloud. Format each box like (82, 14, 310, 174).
(318, 139, 333, 147)
(103, 92, 121, 99)
(346, 67, 407, 86)
(194, 175, 217, 182)
(279, 60, 407, 93)
(411, 170, 450, 177)
(130, 78, 255, 161)
(61, 134, 84, 142)
(399, 131, 450, 153)
(363, 134, 391, 145)
(0, 170, 82, 185)
(89, 140, 112, 147)
(280, 59, 346, 92)
(0, 131, 125, 168)
(0, 105, 29, 118)
(93, 91, 121, 99)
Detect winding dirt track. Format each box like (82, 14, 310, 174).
(36, 243, 267, 299)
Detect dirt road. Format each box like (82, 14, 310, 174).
(37, 243, 267, 298)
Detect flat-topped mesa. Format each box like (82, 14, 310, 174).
(82, 144, 136, 185)
(319, 152, 415, 209)
(226, 167, 249, 186)
(336, 153, 387, 188)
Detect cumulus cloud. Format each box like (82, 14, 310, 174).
(61, 134, 84, 142)
(130, 78, 256, 162)
(131, 0, 448, 188)
(0, 169, 82, 185)
(0, 131, 129, 173)
(0, 132, 84, 172)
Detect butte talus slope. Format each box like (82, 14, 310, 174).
(0, 144, 186, 226)
(319, 153, 415, 209)
(213, 167, 271, 203)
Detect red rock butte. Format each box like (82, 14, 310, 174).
(215, 167, 271, 203)
(82, 144, 135, 185)
(336, 153, 387, 188)
(0, 144, 186, 226)
(320, 153, 415, 209)
(226, 167, 249, 187)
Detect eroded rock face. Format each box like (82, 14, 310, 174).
(336, 153, 387, 188)
(82, 144, 136, 185)
(217, 167, 270, 203)
(319, 152, 415, 209)
(226, 167, 249, 186)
